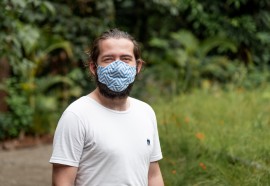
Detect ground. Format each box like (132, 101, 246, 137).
(0, 144, 52, 186)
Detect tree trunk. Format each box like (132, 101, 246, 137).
(0, 58, 10, 112)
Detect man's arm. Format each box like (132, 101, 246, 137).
(52, 164, 78, 186)
(148, 161, 164, 186)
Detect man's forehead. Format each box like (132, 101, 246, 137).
(98, 38, 134, 54)
(99, 38, 133, 47)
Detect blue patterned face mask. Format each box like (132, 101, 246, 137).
(97, 60, 137, 92)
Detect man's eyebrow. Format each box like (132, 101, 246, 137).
(121, 54, 133, 58)
(101, 55, 114, 58)
(100, 54, 133, 59)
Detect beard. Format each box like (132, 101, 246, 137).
(95, 74, 134, 99)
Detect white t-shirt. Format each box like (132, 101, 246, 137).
(50, 96, 163, 186)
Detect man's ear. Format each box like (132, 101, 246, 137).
(89, 62, 97, 76)
(136, 59, 144, 74)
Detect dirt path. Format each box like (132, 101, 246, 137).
(0, 144, 52, 186)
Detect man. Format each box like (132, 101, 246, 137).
(49, 28, 164, 186)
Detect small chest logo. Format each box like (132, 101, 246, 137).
(147, 139, 151, 146)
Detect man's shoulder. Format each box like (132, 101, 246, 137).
(68, 95, 87, 105)
(129, 97, 154, 112)
(65, 96, 94, 113)
(130, 97, 149, 106)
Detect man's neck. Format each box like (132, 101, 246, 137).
(89, 88, 130, 111)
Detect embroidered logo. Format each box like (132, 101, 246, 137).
(147, 139, 151, 146)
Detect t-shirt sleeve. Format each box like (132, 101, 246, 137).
(149, 109, 163, 162)
(49, 111, 85, 167)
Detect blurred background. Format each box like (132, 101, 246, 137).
(0, 0, 270, 185)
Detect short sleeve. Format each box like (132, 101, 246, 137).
(149, 109, 163, 162)
(49, 111, 85, 167)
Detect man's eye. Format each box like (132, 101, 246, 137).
(104, 58, 113, 62)
(122, 57, 131, 61)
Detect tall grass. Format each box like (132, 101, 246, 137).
(153, 87, 270, 186)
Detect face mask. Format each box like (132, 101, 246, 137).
(97, 60, 136, 92)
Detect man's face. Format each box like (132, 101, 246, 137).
(91, 38, 141, 99)
(97, 38, 137, 67)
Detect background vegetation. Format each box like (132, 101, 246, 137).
(154, 86, 270, 185)
(0, 0, 270, 184)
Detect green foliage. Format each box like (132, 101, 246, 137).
(1, 0, 270, 139)
(0, 78, 33, 139)
(142, 30, 241, 95)
(29, 72, 84, 135)
(0, 70, 84, 139)
(146, 0, 270, 66)
(115, 0, 270, 66)
(0, 0, 85, 139)
(153, 87, 270, 185)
